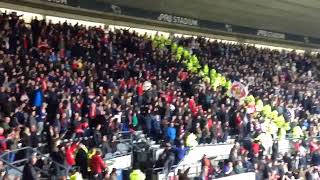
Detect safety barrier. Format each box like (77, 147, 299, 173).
(179, 143, 234, 165)
(105, 154, 132, 170)
(155, 164, 256, 180)
(155, 163, 256, 180)
(154, 162, 201, 180)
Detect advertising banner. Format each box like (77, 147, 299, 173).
(157, 13, 198, 26)
(31, 0, 320, 44)
(257, 30, 285, 39)
(44, 0, 68, 5)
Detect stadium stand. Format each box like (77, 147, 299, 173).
(0, 6, 319, 180)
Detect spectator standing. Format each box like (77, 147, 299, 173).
(174, 144, 188, 163)
(201, 154, 212, 180)
(162, 143, 176, 175)
(101, 135, 112, 155)
(90, 150, 107, 179)
(93, 124, 102, 148)
(166, 123, 176, 142)
(271, 140, 279, 160)
(22, 155, 38, 180)
(75, 143, 89, 178)
(50, 145, 67, 179)
(65, 142, 78, 172)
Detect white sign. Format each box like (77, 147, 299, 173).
(257, 30, 285, 39)
(157, 14, 198, 26)
(105, 154, 132, 170)
(47, 0, 68, 5)
(111, 4, 121, 14)
(179, 144, 233, 166)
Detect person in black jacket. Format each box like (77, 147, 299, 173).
(50, 145, 67, 179)
(75, 143, 89, 178)
(93, 124, 102, 148)
(163, 144, 176, 176)
(22, 155, 38, 180)
(272, 140, 279, 160)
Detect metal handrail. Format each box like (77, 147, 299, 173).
(1, 158, 23, 174)
(104, 152, 132, 160)
(152, 161, 201, 172)
(32, 148, 67, 171)
(282, 134, 320, 141)
(10, 158, 29, 166)
(0, 147, 31, 159)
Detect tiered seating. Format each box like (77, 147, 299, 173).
(0, 11, 319, 180)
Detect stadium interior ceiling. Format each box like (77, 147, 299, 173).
(102, 0, 320, 38)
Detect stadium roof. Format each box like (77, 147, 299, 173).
(102, 0, 320, 38)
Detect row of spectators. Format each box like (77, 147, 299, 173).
(0, 10, 320, 180)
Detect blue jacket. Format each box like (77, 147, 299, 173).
(166, 127, 176, 141)
(49, 54, 57, 62)
(33, 89, 43, 108)
(175, 147, 188, 160)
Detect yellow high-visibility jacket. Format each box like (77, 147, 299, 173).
(130, 170, 146, 180)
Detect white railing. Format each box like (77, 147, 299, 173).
(156, 164, 256, 180)
(216, 172, 256, 180)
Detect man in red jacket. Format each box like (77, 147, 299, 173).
(65, 142, 79, 172)
(90, 150, 107, 179)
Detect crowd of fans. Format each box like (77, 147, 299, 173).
(166, 33, 320, 179)
(0, 10, 319, 180)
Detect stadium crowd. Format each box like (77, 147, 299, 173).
(0, 11, 319, 180)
